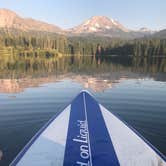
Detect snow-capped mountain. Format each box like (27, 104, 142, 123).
(69, 16, 129, 34)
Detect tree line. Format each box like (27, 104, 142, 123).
(0, 29, 166, 57)
(68, 36, 166, 56)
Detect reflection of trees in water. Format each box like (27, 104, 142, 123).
(0, 54, 166, 93)
(132, 57, 166, 73)
(0, 51, 166, 80)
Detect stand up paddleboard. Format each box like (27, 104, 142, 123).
(10, 91, 166, 166)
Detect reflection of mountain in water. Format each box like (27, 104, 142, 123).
(0, 74, 135, 93)
(0, 72, 164, 94)
(0, 56, 166, 93)
(0, 76, 64, 93)
(0, 75, 113, 93)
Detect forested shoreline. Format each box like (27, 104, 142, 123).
(0, 29, 166, 57)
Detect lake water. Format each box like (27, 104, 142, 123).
(0, 56, 166, 165)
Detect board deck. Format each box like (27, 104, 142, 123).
(10, 90, 166, 166)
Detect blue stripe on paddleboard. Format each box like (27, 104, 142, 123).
(84, 92, 120, 166)
(63, 92, 120, 166)
(63, 92, 92, 166)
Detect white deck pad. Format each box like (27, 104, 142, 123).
(100, 105, 166, 166)
(11, 106, 71, 166)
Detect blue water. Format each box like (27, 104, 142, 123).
(0, 58, 166, 165)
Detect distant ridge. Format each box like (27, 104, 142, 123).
(0, 8, 164, 39)
(0, 8, 63, 33)
(151, 29, 166, 39)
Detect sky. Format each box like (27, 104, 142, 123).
(0, 0, 165, 30)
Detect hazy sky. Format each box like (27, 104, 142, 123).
(0, 0, 165, 30)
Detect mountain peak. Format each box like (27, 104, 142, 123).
(85, 16, 119, 27)
(90, 15, 110, 20)
(70, 15, 129, 34)
(90, 16, 116, 23)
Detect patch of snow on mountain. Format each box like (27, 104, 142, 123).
(84, 20, 90, 26)
(89, 27, 97, 32)
(95, 23, 100, 28)
(106, 26, 111, 29)
(110, 18, 117, 26)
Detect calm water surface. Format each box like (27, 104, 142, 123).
(0, 56, 166, 165)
